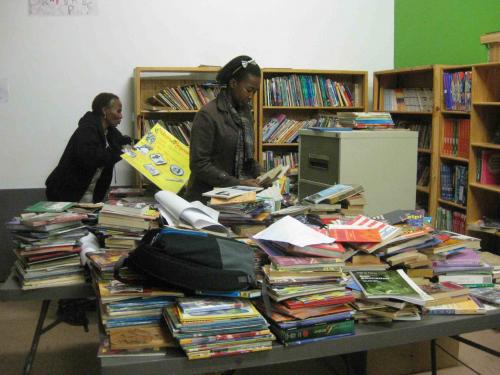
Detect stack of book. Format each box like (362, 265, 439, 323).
(257, 256, 355, 345)
(163, 297, 274, 359)
(7, 205, 89, 290)
(97, 279, 184, 355)
(146, 82, 221, 111)
(337, 112, 394, 129)
(383, 88, 433, 112)
(261, 151, 298, 171)
(340, 193, 366, 216)
(96, 203, 159, 250)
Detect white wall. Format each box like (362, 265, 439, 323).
(0, 0, 394, 189)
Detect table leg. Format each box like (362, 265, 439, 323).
(431, 339, 437, 375)
(23, 299, 50, 375)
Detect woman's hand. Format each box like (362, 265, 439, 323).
(240, 179, 261, 188)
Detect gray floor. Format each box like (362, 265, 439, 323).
(0, 299, 498, 375)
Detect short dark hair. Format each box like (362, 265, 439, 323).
(216, 55, 261, 84)
(92, 93, 119, 116)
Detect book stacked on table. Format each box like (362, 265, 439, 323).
(96, 279, 184, 355)
(163, 297, 274, 359)
(337, 112, 394, 129)
(96, 203, 159, 251)
(7, 204, 89, 290)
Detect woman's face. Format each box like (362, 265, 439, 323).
(104, 99, 123, 127)
(229, 74, 260, 108)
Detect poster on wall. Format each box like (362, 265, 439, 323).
(29, 0, 98, 16)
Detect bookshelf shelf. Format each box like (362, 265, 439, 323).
(417, 185, 430, 194)
(441, 110, 470, 115)
(473, 102, 500, 107)
(469, 182, 500, 193)
(373, 65, 441, 215)
(262, 143, 299, 147)
(418, 148, 432, 154)
(471, 142, 500, 150)
(438, 199, 467, 210)
(259, 68, 368, 171)
(440, 154, 469, 163)
(262, 106, 365, 110)
(466, 63, 500, 247)
(140, 110, 199, 114)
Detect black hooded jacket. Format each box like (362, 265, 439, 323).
(45, 111, 130, 203)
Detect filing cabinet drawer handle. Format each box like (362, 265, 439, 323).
(308, 153, 329, 170)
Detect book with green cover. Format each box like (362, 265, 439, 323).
(25, 201, 75, 213)
(274, 319, 355, 344)
(350, 269, 432, 306)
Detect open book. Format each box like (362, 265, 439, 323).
(257, 164, 290, 185)
(154, 191, 227, 233)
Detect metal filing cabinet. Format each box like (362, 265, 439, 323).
(299, 129, 418, 216)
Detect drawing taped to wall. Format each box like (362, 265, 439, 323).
(29, 0, 98, 16)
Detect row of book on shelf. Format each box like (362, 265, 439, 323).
(417, 155, 431, 187)
(5, 181, 500, 360)
(382, 88, 433, 112)
(263, 75, 360, 107)
(146, 82, 221, 111)
(440, 163, 468, 206)
(396, 121, 431, 149)
(442, 118, 470, 158)
(443, 70, 472, 112)
(435, 207, 467, 234)
(262, 114, 337, 143)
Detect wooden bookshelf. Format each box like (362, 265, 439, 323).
(133, 66, 261, 188)
(373, 65, 442, 216)
(466, 62, 500, 243)
(259, 68, 368, 171)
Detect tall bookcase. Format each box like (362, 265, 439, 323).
(133, 66, 258, 187)
(258, 68, 368, 171)
(373, 65, 442, 217)
(436, 65, 473, 233)
(466, 62, 500, 248)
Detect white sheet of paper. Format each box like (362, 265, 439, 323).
(253, 215, 334, 247)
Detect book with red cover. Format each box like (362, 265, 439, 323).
(480, 150, 500, 185)
(283, 292, 355, 309)
(327, 227, 381, 243)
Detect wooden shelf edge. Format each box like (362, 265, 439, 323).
(469, 182, 500, 193)
(441, 110, 471, 115)
(471, 142, 500, 150)
(141, 110, 199, 114)
(473, 102, 500, 107)
(418, 148, 432, 154)
(374, 110, 433, 115)
(262, 106, 365, 110)
(262, 143, 299, 147)
(417, 185, 430, 194)
(440, 154, 469, 163)
(438, 199, 467, 210)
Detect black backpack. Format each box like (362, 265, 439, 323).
(114, 228, 256, 292)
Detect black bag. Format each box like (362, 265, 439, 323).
(114, 228, 256, 292)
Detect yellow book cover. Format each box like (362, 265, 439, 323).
(121, 124, 190, 193)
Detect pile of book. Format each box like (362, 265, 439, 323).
(96, 278, 184, 356)
(337, 112, 394, 129)
(96, 203, 159, 250)
(163, 297, 274, 359)
(383, 88, 433, 112)
(7, 202, 89, 290)
(146, 82, 221, 111)
(263, 75, 357, 107)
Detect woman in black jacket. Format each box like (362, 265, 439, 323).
(45, 93, 131, 203)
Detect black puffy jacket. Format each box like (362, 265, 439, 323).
(45, 111, 130, 203)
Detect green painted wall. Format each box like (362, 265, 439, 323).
(395, 0, 500, 68)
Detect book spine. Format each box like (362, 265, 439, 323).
(278, 319, 354, 342)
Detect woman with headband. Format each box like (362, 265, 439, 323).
(184, 55, 262, 202)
